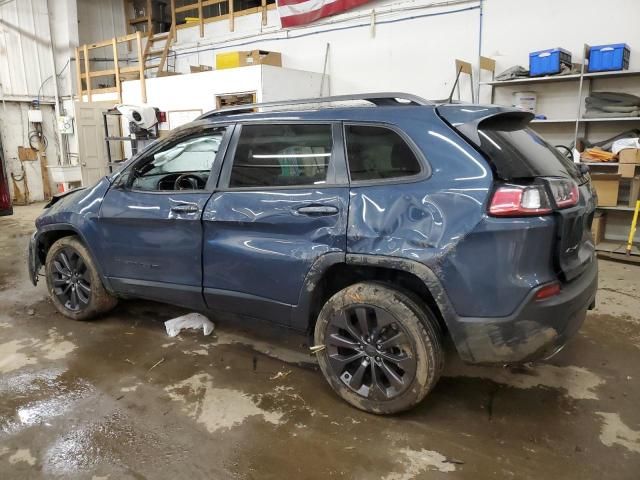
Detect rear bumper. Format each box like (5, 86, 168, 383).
(449, 259, 598, 364)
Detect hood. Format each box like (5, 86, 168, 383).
(44, 186, 86, 208)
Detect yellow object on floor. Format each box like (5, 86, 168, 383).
(627, 200, 640, 255)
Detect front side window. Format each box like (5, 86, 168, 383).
(131, 131, 224, 191)
(228, 124, 333, 188)
(345, 125, 421, 181)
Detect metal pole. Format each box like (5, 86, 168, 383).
(319, 43, 330, 97)
(475, 0, 483, 103)
(45, 0, 67, 166)
(574, 44, 588, 149)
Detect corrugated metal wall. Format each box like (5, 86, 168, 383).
(0, 0, 78, 202)
(0, 0, 57, 100)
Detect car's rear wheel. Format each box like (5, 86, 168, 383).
(314, 282, 444, 414)
(45, 236, 117, 321)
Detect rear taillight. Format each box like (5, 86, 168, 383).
(489, 184, 552, 217)
(547, 178, 579, 209)
(489, 178, 580, 217)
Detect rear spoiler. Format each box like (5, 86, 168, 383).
(436, 104, 586, 182)
(435, 105, 534, 146)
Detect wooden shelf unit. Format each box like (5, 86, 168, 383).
(75, 32, 147, 103)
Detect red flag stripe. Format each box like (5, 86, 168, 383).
(279, 0, 371, 27)
(278, 0, 315, 6)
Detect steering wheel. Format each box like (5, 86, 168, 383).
(174, 173, 203, 190)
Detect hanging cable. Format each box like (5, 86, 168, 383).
(36, 58, 70, 105)
(28, 126, 48, 151)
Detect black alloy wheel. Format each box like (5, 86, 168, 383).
(325, 304, 417, 401)
(315, 282, 444, 414)
(50, 247, 92, 311)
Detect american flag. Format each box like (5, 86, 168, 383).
(277, 0, 372, 28)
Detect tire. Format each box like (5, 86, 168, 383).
(314, 281, 444, 414)
(45, 236, 117, 321)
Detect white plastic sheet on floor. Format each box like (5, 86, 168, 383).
(164, 313, 215, 337)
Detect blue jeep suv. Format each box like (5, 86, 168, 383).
(28, 93, 598, 414)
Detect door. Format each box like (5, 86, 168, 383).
(76, 101, 122, 186)
(97, 124, 231, 309)
(202, 122, 349, 325)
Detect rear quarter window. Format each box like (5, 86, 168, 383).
(345, 125, 422, 181)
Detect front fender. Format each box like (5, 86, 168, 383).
(28, 224, 113, 293)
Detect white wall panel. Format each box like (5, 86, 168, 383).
(173, 1, 480, 102)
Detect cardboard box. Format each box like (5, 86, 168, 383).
(190, 65, 212, 73)
(18, 146, 38, 161)
(618, 162, 637, 178)
(591, 174, 620, 207)
(216, 50, 282, 70)
(618, 148, 640, 164)
(591, 211, 606, 245)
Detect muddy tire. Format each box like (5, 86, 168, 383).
(314, 282, 444, 414)
(45, 236, 117, 321)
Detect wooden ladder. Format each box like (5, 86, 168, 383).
(142, 24, 176, 77)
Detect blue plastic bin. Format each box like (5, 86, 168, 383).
(529, 48, 572, 76)
(588, 44, 630, 72)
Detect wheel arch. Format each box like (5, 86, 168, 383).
(34, 224, 112, 292)
(293, 253, 458, 341)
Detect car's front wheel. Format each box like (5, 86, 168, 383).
(314, 282, 444, 414)
(45, 236, 117, 320)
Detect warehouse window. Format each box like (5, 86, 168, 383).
(345, 125, 422, 181)
(228, 124, 332, 188)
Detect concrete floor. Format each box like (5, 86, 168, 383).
(1, 203, 639, 479)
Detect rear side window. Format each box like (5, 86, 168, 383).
(345, 125, 421, 181)
(478, 127, 583, 182)
(229, 124, 332, 188)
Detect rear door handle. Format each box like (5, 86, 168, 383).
(296, 205, 339, 215)
(170, 204, 199, 214)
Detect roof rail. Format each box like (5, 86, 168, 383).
(199, 92, 431, 119)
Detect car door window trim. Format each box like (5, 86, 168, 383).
(217, 121, 348, 191)
(122, 124, 233, 195)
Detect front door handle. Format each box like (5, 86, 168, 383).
(170, 204, 199, 214)
(296, 205, 339, 215)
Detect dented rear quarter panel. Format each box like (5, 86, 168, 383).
(346, 108, 558, 319)
(346, 109, 491, 300)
